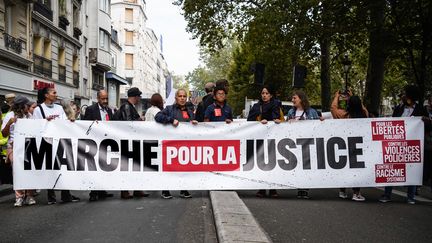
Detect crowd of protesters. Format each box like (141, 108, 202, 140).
(0, 80, 431, 207)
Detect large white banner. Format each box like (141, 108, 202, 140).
(13, 118, 424, 190)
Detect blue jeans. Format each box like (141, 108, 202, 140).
(384, 186, 416, 200)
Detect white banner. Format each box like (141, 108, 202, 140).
(13, 118, 424, 190)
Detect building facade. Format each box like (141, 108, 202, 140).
(0, 0, 168, 109)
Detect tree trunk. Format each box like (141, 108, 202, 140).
(320, 38, 331, 112)
(364, 0, 387, 115)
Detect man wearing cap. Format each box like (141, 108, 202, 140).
(5, 93, 16, 107)
(114, 87, 149, 199)
(82, 90, 114, 201)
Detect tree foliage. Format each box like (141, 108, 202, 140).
(175, 0, 432, 115)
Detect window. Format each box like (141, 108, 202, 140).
(5, 6, 13, 35)
(111, 54, 117, 68)
(99, 29, 110, 50)
(38, 0, 51, 9)
(125, 53, 133, 69)
(125, 30, 133, 45)
(84, 37, 88, 67)
(99, 0, 110, 13)
(125, 8, 133, 22)
(58, 47, 66, 82)
(33, 37, 52, 77)
(73, 55, 79, 87)
(92, 70, 104, 90)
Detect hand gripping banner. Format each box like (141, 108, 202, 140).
(13, 117, 424, 190)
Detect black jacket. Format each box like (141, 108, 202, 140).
(392, 103, 427, 117)
(195, 94, 214, 122)
(247, 98, 281, 121)
(113, 101, 140, 121)
(155, 104, 195, 124)
(83, 103, 113, 121)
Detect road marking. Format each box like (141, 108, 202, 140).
(376, 187, 432, 202)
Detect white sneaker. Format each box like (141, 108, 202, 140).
(14, 197, 24, 207)
(352, 193, 366, 201)
(339, 191, 348, 199)
(25, 197, 36, 205)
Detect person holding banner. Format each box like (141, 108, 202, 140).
(33, 87, 81, 205)
(195, 82, 215, 122)
(114, 87, 149, 199)
(288, 90, 321, 199)
(380, 85, 428, 204)
(1, 96, 36, 207)
(247, 86, 282, 198)
(204, 86, 233, 123)
(331, 90, 368, 201)
(155, 89, 197, 198)
(82, 90, 114, 202)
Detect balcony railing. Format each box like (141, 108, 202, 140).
(34, 2, 53, 21)
(92, 83, 104, 90)
(34, 54, 52, 77)
(3, 33, 23, 54)
(73, 71, 79, 87)
(59, 65, 66, 82)
(59, 15, 70, 31)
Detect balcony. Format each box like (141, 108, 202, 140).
(59, 65, 66, 82)
(3, 33, 24, 54)
(34, 54, 52, 77)
(73, 27, 82, 40)
(73, 71, 79, 87)
(59, 15, 70, 31)
(92, 83, 104, 90)
(34, 1, 53, 21)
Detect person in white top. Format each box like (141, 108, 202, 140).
(33, 87, 80, 205)
(145, 93, 164, 121)
(1, 95, 36, 207)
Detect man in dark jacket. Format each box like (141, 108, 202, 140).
(82, 90, 114, 201)
(155, 88, 197, 199)
(113, 87, 142, 121)
(380, 85, 428, 204)
(195, 82, 215, 122)
(115, 87, 148, 199)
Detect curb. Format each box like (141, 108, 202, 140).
(210, 191, 272, 243)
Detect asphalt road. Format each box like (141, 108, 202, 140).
(238, 188, 432, 243)
(0, 190, 217, 243)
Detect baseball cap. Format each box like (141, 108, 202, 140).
(14, 95, 33, 106)
(127, 87, 142, 97)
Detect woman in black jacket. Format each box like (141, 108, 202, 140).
(247, 86, 282, 198)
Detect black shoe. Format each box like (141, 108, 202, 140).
(62, 195, 80, 203)
(179, 190, 192, 198)
(98, 191, 114, 198)
(161, 191, 173, 199)
(47, 197, 57, 205)
(256, 190, 266, 198)
(89, 194, 98, 202)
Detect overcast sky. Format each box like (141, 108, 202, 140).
(146, 0, 201, 76)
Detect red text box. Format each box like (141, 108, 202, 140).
(371, 121, 405, 141)
(162, 140, 240, 172)
(382, 140, 421, 163)
(375, 164, 406, 183)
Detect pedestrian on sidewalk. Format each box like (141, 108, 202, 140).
(379, 85, 428, 204)
(331, 90, 368, 201)
(33, 87, 80, 205)
(1, 96, 37, 207)
(82, 90, 114, 202)
(287, 90, 322, 199)
(247, 85, 283, 198)
(113, 87, 149, 199)
(155, 89, 197, 199)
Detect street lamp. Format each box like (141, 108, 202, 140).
(341, 53, 352, 93)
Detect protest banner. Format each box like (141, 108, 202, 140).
(13, 117, 424, 190)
